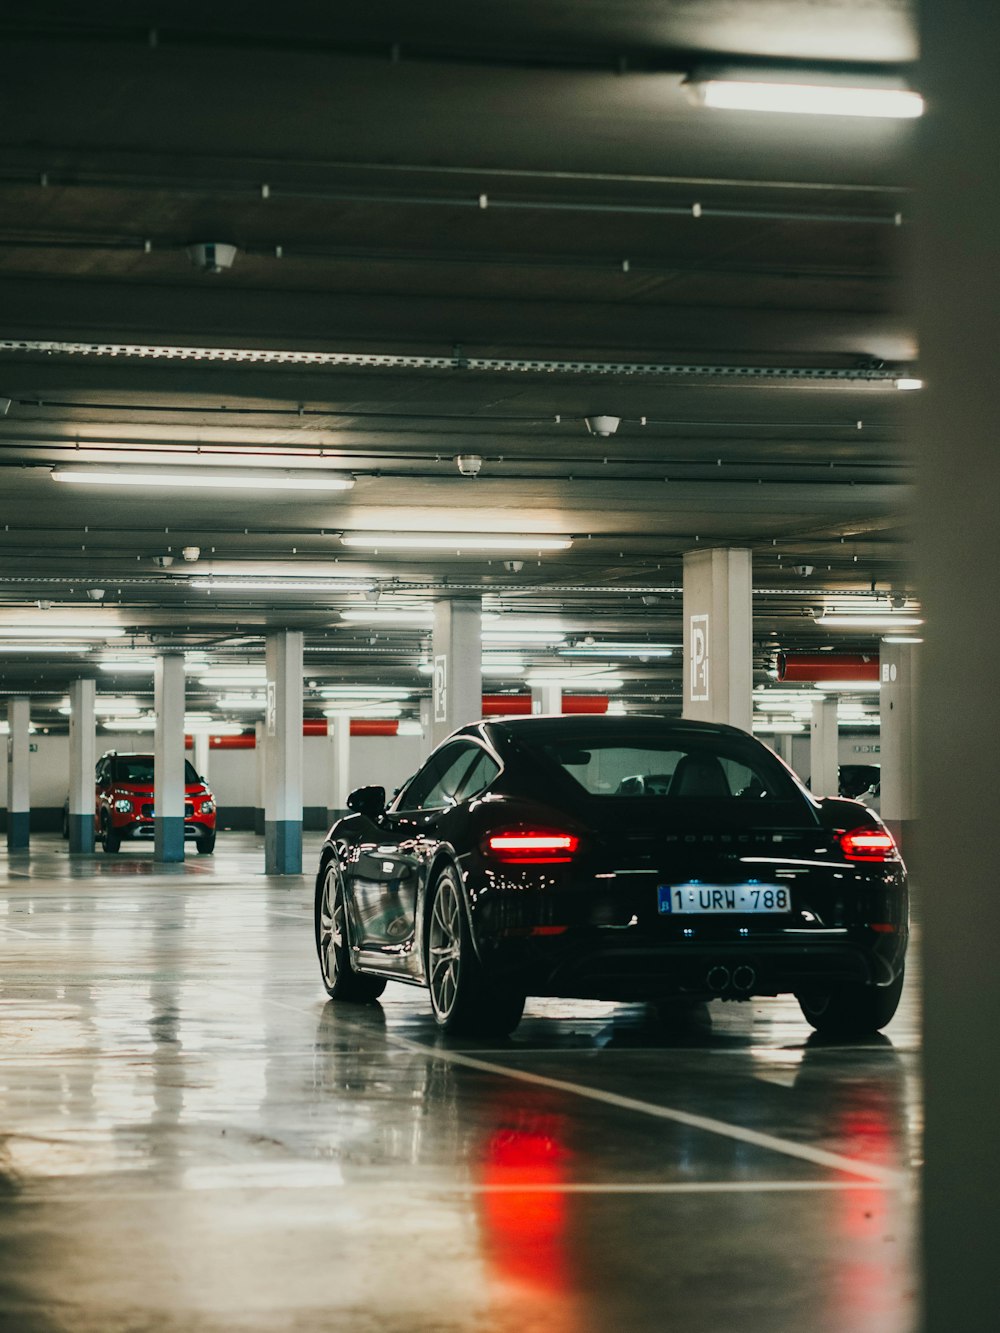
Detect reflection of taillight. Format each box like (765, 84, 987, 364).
(839, 826, 898, 863)
(485, 828, 579, 864)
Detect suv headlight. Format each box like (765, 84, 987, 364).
(114, 798, 133, 814)
(201, 799, 216, 814)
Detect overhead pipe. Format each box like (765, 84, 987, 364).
(777, 652, 879, 682)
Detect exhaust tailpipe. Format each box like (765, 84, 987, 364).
(706, 965, 730, 992)
(732, 965, 757, 993)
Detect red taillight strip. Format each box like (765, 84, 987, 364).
(838, 826, 899, 863)
(485, 829, 579, 864)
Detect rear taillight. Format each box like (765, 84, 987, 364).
(485, 828, 579, 865)
(838, 826, 898, 863)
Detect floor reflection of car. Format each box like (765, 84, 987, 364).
(94, 751, 217, 854)
(314, 716, 907, 1038)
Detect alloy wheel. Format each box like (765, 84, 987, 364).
(428, 873, 463, 1021)
(319, 863, 345, 989)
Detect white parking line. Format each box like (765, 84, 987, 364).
(210, 982, 909, 1188)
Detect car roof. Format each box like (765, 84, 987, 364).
(476, 714, 749, 740)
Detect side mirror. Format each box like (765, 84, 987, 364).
(346, 785, 386, 820)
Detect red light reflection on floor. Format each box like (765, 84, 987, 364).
(480, 1122, 570, 1293)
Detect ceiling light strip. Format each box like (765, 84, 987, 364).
(0, 341, 910, 383)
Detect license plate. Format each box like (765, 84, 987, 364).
(658, 883, 791, 914)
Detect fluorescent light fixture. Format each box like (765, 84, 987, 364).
(103, 719, 156, 731)
(814, 614, 924, 628)
(319, 686, 412, 699)
(51, 467, 354, 492)
(99, 657, 157, 672)
(322, 702, 402, 718)
(216, 695, 266, 709)
(686, 72, 924, 119)
(561, 644, 675, 659)
(198, 674, 267, 688)
(186, 721, 245, 736)
(526, 672, 623, 690)
(0, 625, 126, 638)
(341, 533, 572, 552)
(58, 701, 143, 717)
(0, 643, 91, 654)
(816, 680, 881, 692)
(895, 378, 924, 391)
(882, 635, 924, 644)
(192, 578, 373, 592)
(752, 720, 807, 734)
(0, 721, 38, 735)
(340, 609, 434, 626)
(483, 630, 566, 646)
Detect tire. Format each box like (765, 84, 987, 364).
(426, 866, 525, 1036)
(195, 831, 216, 855)
(797, 969, 904, 1037)
(315, 859, 386, 1002)
(100, 815, 121, 854)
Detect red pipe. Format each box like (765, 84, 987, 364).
(482, 694, 609, 715)
(777, 652, 879, 682)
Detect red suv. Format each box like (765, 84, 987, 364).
(95, 751, 217, 854)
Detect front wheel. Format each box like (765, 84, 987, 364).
(315, 860, 386, 1002)
(797, 970, 904, 1036)
(100, 816, 121, 854)
(427, 867, 525, 1036)
(195, 831, 216, 855)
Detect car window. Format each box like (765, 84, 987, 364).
(107, 757, 202, 784)
(453, 748, 500, 802)
(397, 742, 483, 812)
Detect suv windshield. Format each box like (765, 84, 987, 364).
(112, 757, 201, 785)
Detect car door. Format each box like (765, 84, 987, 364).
(347, 740, 487, 977)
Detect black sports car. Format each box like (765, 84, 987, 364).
(313, 715, 908, 1037)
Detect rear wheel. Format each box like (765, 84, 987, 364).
(427, 866, 525, 1036)
(797, 970, 904, 1036)
(100, 815, 120, 854)
(195, 831, 216, 855)
(315, 859, 386, 1002)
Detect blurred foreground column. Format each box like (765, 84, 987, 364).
(809, 698, 839, 798)
(917, 4, 1000, 1327)
(682, 547, 752, 730)
(326, 713, 351, 825)
(264, 631, 303, 874)
(432, 598, 482, 747)
(68, 678, 95, 853)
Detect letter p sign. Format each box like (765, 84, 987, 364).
(689, 614, 709, 702)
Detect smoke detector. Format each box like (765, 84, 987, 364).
(455, 454, 483, 477)
(502, 559, 524, 573)
(791, 564, 815, 577)
(152, 554, 175, 568)
(181, 546, 201, 562)
(584, 415, 621, 437)
(86, 588, 105, 601)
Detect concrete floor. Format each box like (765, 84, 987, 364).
(0, 833, 920, 1333)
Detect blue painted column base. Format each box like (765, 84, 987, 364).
(265, 820, 302, 875)
(154, 817, 186, 863)
(68, 814, 95, 854)
(6, 811, 29, 851)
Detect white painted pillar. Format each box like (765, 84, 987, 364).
(531, 682, 562, 715)
(326, 713, 352, 824)
(254, 721, 266, 835)
(5, 698, 30, 852)
(682, 548, 753, 731)
(154, 653, 186, 862)
(878, 641, 918, 848)
(193, 732, 210, 784)
(432, 598, 482, 747)
(68, 678, 96, 853)
(418, 697, 434, 760)
(264, 630, 303, 874)
(809, 698, 839, 798)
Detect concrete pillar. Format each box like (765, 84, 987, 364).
(5, 698, 30, 852)
(326, 713, 351, 825)
(419, 698, 434, 761)
(809, 699, 839, 798)
(879, 641, 918, 848)
(193, 732, 210, 784)
(264, 630, 303, 875)
(431, 598, 482, 747)
(531, 682, 562, 715)
(68, 678, 96, 853)
(775, 732, 795, 769)
(154, 653, 186, 862)
(254, 721, 266, 835)
(682, 548, 753, 731)
(916, 7, 1000, 1320)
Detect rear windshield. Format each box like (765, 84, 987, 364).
(516, 727, 803, 805)
(113, 757, 201, 784)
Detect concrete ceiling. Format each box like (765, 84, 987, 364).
(0, 1, 920, 731)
